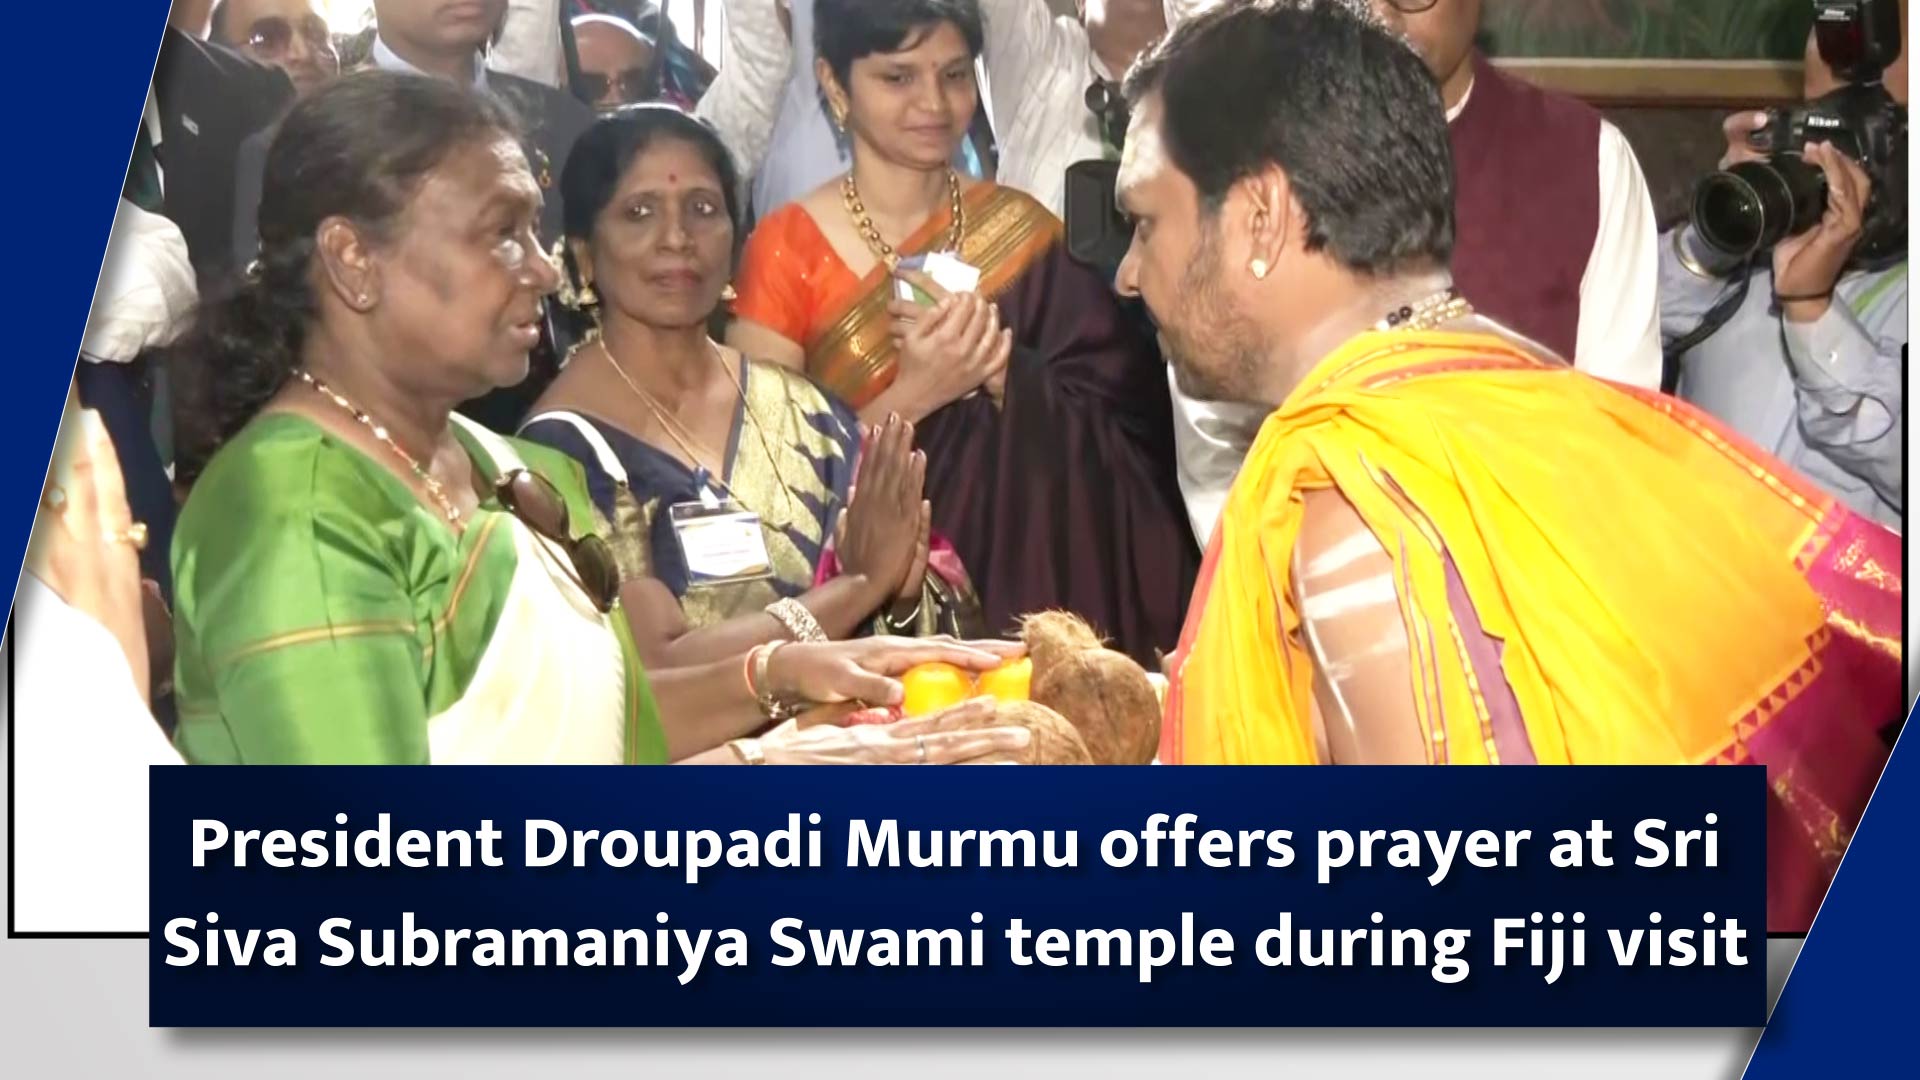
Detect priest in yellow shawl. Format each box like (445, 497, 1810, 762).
(1114, 0, 1902, 933)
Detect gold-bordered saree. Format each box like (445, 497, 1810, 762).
(1163, 329, 1901, 931)
(733, 182, 1200, 664)
(799, 183, 1061, 409)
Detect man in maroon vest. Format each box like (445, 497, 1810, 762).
(1165, 0, 1662, 546)
(1380, 0, 1659, 377)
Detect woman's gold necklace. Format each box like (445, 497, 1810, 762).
(596, 340, 797, 514)
(843, 167, 965, 270)
(297, 370, 465, 527)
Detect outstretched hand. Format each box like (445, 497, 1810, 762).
(764, 636, 1026, 707)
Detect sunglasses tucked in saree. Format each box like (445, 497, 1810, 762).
(171, 413, 668, 765)
(1164, 328, 1902, 932)
(733, 182, 1198, 663)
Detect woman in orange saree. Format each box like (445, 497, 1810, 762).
(1163, 326, 1901, 933)
(727, 0, 1196, 664)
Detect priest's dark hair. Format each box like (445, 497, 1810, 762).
(1123, 0, 1456, 276)
(815, 0, 985, 91)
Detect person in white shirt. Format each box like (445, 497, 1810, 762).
(13, 402, 181, 934)
(978, 0, 1196, 216)
(1166, 0, 1663, 545)
(79, 201, 198, 594)
(491, 0, 570, 87)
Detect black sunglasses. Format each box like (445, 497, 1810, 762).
(494, 468, 620, 613)
(578, 68, 656, 106)
(244, 14, 335, 58)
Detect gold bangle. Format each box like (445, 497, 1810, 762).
(765, 597, 828, 642)
(728, 738, 766, 765)
(754, 641, 797, 721)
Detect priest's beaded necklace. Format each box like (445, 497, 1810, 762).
(1376, 287, 1474, 333)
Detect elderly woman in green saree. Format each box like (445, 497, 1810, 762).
(166, 73, 1029, 767)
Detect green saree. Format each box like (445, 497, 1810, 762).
(170, 412, 667, 765)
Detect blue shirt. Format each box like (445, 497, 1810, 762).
(1662, 226, 1906, 529)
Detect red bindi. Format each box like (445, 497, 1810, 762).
(668, 173, 678, 183)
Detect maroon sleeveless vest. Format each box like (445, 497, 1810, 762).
(1447, 55, 1600, 361)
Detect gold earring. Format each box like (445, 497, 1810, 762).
(720, 283, 738, 303)
(549, 239, 597, 310)
(1249, 259, 1270, 280)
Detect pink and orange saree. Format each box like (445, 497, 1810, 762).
(1164, 328, 1901, 932)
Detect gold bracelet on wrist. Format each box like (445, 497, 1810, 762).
(753, 641, 797, 721)
(765, 597, 828, 642)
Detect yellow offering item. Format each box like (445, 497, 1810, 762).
(901, 658, 1034, 716)
(976, 657, 1033, 703)
(900, 663, 975, 717)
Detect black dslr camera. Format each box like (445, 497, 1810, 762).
(1691, 0, 1907, 264)
(1063, 77, 1135, 272)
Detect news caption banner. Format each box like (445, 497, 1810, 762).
(150, 767, 1765, 1027)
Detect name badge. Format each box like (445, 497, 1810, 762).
(893, 251, 982, 303)
(670, 499, 773, 587)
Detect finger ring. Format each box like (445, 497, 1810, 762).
(103, 522, 149, 551)
(915, 735, 928, 764)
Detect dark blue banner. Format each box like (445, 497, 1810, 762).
(149, 766, 1766, 1027)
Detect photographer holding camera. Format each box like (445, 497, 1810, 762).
(1663, 0, 1907, 529)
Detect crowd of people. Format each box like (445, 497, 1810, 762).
(22, 0, 1909, 908)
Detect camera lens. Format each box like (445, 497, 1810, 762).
(1691, 158, 1828, 259)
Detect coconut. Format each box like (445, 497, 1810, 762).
(990, 700, 1094, 765)
(1019, 610, 1105, 675)
(1019, 611, 1162, 765)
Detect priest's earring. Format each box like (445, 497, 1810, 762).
(1249, 259, 1270, 280)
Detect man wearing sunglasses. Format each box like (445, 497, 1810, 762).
(1164, 0, 1662, 546)
(210, 0, 342, 99)
(571, 12, 659, 110)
